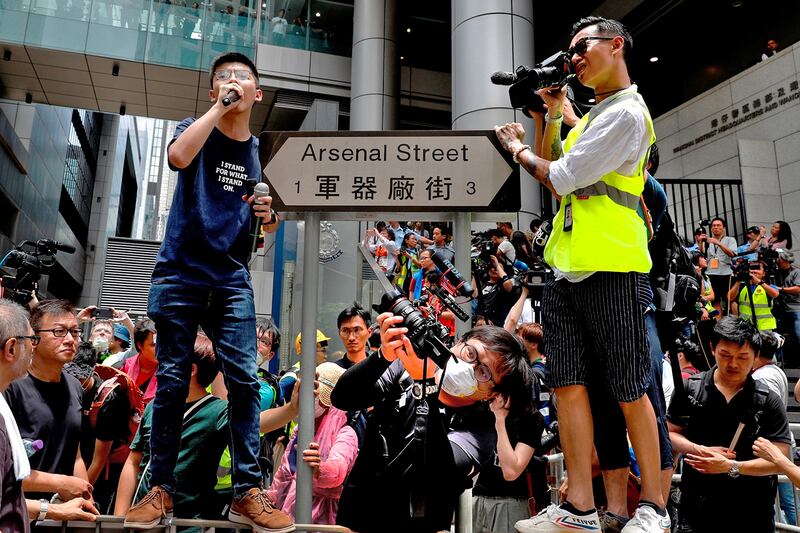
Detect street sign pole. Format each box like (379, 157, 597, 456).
(295, 211, 320, 525)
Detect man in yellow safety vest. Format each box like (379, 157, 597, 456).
(496, 15, 668, 533)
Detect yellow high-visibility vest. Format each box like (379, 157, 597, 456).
(544, 89, 655, 274)
(738, 284, 777, 330)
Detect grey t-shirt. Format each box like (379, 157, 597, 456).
(706, 236, 738, 275)
(782, 268, 800, 312)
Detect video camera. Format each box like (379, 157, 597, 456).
(491, 51, 575, 111)
(0, 239, 76, 306)
(470, 231, 497, 278)
(512, 268, 547, 291)
(731, 246, 780, 285)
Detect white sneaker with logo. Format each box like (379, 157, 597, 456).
(515, 503, 601, 532)
(620, 505, 671, 533)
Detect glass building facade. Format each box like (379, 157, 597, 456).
(0, 0, 355, 72)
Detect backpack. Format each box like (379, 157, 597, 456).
(89, 365, 145, 464)
(648, 212, 700, 317)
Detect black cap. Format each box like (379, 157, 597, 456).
(746, 226, 760, 235)
(694, 227, 706, 235)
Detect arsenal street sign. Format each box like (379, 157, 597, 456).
(259, 130, 520, 212)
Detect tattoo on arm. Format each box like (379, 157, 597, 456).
(550, 137, 562, 160)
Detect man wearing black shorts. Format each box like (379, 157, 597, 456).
(496, 16, 668, 533)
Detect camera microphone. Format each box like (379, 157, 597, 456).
(39, 239, 76, 254)
(222, 90, 240, 106)
(490, 71, 516, 86)
(431, 253, 473, 299)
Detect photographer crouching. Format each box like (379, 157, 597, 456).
(331, 313, 531, 533)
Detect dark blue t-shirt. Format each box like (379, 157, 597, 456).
(152, 118, 260, 289)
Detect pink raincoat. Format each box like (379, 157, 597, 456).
(122, 354, 158, 405)
(267, 406, 358, 525)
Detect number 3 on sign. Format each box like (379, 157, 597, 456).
(466, 181, 476, 195)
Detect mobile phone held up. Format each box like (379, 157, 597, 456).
(91, 307, 114, 320)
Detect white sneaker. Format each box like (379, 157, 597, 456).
(515, 503, 601, 532)
(621, 506, 671, 533)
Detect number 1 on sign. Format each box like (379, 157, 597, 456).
(295, 180, 300, 193)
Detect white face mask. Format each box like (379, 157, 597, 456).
(92, 337, 109, 353)
(439, 357, 479, 398)
(314, 400, 327, 418)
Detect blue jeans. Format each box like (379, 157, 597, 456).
(147, 281, 261, 496)
(780, 481, 797, 525)
(781, 310, 800, 359)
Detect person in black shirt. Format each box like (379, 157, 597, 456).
(4, 300, 92, 503)
(668, 317, 792, 532)
(332, 315, 531, 533)
(334, 303, 371, 369)
(0, 299, 99, 530)
(473, 393, 544, 533)
(475, 256, 519, 327)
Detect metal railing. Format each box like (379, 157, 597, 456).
(35, 515, 354, 532)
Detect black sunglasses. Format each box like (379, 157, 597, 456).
(568, 36, 615, 57)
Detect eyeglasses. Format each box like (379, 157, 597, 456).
(568, 36, 615, 57)
(257, 335, 272, 347)
(213, 69, 254, 82)
(11, 335, 40, 346)
(457, 343, 494, 383)
(340, 327, 366, 337)
(36, 328, 83, 339)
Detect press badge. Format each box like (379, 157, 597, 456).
(709, 258, 719, 269)
(564, 202, 573, 232)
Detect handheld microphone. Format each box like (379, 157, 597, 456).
(431, 253, 473, 299)
(222, 90, 240, 106)
(490, 71, 517, 86)
(250, 182, 271, 253)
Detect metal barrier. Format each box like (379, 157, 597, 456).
(34, 515, 354, 532)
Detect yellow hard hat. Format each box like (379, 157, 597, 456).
(295, 329, 331, 354)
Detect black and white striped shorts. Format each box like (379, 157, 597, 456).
(542, 272, 651, 402)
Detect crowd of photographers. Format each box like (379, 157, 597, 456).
(4, 206, 798, 533)
(688, 217, 800, 366)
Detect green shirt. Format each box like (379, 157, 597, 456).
(131, 396, 229, 521)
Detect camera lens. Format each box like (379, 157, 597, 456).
(379, 290, 429, 350)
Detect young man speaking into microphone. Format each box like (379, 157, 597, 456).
(123, 53, 291, 532)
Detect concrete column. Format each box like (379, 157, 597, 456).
(451, 0, 540, 225)
(350, 0, 398, 130)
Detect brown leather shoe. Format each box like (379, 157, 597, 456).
(123, 486, 173, 529)
(228, 487, 295, 533)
